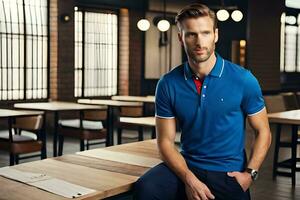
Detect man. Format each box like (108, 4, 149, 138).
(135, 3, 271, 200)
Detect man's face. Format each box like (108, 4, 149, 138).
(178, 16, 218, 64)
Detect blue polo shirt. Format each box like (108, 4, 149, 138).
(155, 53, 265, 172)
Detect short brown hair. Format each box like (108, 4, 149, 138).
(175, 4, 217, 31)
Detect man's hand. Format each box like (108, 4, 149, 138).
(227, 171, 252, 192)
(185, 171, 215, 200)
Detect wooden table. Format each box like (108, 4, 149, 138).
(111, 96, 155, 103)
(111, 96, 155, 116)
(119, 116, 156, 140)
(0, 140, 161, 199)
(268, 110, 300, 186)
(14, 102, 107, 157)
(0, 109, 45, 164)
(0, 109, 44, 118)
(119, 116, 155, 126)
(78, 99, 142, 146)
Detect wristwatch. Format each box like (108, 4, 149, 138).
(245, 168, 258, 181)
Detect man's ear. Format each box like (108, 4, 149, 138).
(214, 28, 219, 43)
(178, 32, 183, 46)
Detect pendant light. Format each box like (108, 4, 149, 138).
(137, 19, 150, 31)
(157, 0, 170, 32)
(217, 9, 229, 21)
(231, 10, 243, 22)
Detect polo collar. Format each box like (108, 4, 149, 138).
(184, 53, 225, 80)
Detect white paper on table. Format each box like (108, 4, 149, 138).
(77, 149, 162, 168)
(0, 167, 50, 183)
(30, 178, 96, 198)
(0, 167, 96, 198)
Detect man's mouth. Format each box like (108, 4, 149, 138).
(194, 48, 206, 54)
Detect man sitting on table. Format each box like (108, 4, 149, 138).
(134, 3, 271, 200)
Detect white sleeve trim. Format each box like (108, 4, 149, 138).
(155, 114, 175, 119)
(247, 106, 265, 117)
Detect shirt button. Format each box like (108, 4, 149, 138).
(202, 94, 205, 97)
(203, 85, 207, 89)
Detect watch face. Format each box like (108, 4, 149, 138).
(251, 170, 258, 180)
(246, 168, 258, 181)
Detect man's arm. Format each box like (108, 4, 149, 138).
(228, 108, 272, 191)
(156, 117, 215, 200)
(246, 108, 272, 170)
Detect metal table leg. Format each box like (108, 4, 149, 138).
(53, 111, 59, 157)
(291, 125, 298, 187)
(106, 106, 114, 146)
(272, 123, 281, 179)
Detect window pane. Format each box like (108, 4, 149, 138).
(0, 0, 48, 101)
(74, 10, 118, 97)
(285, 25, 297, 72)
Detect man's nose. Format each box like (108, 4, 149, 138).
(195, 35, 203, 46)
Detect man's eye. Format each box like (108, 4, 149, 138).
(186, 33, 197, 38)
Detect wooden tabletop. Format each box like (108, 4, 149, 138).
(14, 101, 107, 111)
(119, 116, 155, 126)
(268, 110, 300, 125)
(0, 159, 137, 200)
(0, 139, 161, 200)
(111, 96, 155, 103)
(77, 140, 161, 168)
(78, 99, 143, 107)
(0, 109, 44, 118)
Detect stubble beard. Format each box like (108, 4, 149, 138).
(186, 43, 215, 65)
(189, 48, 211, 64)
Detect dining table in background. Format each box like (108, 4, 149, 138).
(77, 99, 143, 146)
(268, 109, 300, 186)
(14, 102, 107, 157)
(111, 95, 155, 116)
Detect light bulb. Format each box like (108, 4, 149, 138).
(231, 10, 243, 22)
(240, 40, 246, 47)
(217, 9, 229, 21)
(137, 19, 150, 31)
(157, 19, 170, 32)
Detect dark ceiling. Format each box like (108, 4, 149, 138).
(75, 0, 248, 11)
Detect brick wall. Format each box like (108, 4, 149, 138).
(49, 0, 74, 101)
(57, 0, 75, 101)
(247, 0, 284, 91)
(129, 9, 143, 95)
(49, 0, 58, 100)
(118, 8, 130, 95)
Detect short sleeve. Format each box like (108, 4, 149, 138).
(241, 71, 265, 116)
(155, 77, 175, 118)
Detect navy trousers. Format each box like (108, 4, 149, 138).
(134, 163, 251, 200)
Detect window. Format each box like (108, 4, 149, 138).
(286, 0, 300, 9)
(74, 9, 118, 97)
(280, 12, 300, 72)
(0, 0, 48, 100)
